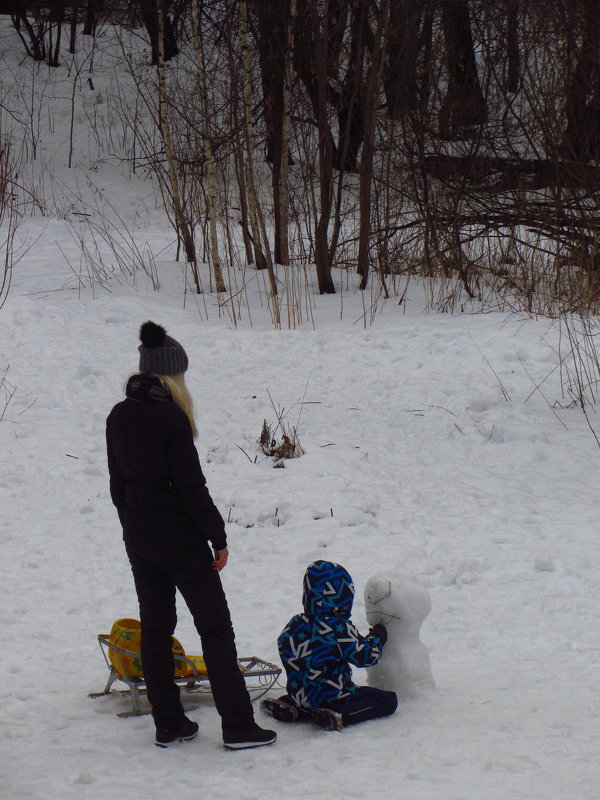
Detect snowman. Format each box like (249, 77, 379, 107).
(364, 572, 435, 697)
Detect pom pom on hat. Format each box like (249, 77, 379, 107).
(138, 320, 189, 375)
(139, 321, 167, 348)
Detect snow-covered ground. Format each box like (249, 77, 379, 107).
(1, 18, 599, 800)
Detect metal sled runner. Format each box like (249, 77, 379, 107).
(89, 632, 282, 717)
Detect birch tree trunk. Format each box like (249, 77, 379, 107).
(252, 0, 288, 264)
(191, 0, 226, 293)
(277, 0, 296, 267)
(156, 0, 199, 290)
(240, 0, 280, 320)
(233, 123, 255, 266)
(240, 0, 267, 274)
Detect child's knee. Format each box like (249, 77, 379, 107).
(381, 689, 398, 715)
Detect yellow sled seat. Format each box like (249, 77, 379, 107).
(90, 618, 279, 716)
(107, 618, 208, 680)
(180, 654, 209, 678)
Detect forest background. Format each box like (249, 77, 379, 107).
(3, 0, 600, 326)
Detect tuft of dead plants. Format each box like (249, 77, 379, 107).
(257, 387, 306, 466)
(258, 417, 304, 466)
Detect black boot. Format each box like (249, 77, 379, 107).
(222, 722, 277, 750)
(155, 716, 199, 748)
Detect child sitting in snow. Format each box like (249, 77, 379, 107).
(261, 560, 398, 731)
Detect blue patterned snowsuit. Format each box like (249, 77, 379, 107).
(277, 560, 386, 711)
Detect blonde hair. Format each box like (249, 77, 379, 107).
(154, 373, 198, 438)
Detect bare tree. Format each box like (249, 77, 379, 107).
(383, 0, 430, 119)
(191, 0, 225, 292)
(561, 0, 600, 161)
(439, 0, 487, 138)
(251, 0, 293, 265)
(139, 0, 178, 64)
(240, 0, 280, 320)
(308, 0, 336, 294)
(277, 0, 297, 267)
(156, 0, 199, 288)
(505, 0, 520, 93)
(0, 142, 19, 312)
(357, 0, 389, 290)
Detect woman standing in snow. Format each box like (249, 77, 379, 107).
(106, 321, 276, 750)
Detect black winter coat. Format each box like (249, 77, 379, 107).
(106, 374, 227, 555)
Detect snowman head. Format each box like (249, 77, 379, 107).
(364, 575, 394, 626)
(365, 572, 432, 629)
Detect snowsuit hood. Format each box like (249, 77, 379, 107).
(301, 560, 355, 620)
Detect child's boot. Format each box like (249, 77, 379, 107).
(261, 696, 299, 723)
(311, 707, 344, 732)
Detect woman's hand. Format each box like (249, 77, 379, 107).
(212, 548, 229, 571)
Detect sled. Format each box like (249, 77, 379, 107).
(89, 623, 282, 717)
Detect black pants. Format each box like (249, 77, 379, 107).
(282, 685, 397, 726)
(127, 544, 254, 731)
(329, 686, 398, 726)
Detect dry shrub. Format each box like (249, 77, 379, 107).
(258, 418, 304, 466)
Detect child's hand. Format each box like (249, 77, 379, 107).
(212, 548, 229, 571)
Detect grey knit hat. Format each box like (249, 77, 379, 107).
(138, 321, 189, 375)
